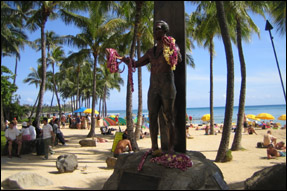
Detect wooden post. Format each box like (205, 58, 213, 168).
(154, 1, 186, 153)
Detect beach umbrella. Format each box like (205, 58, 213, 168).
(201, 114, 210, 122)
(256, 113, 275, 120)
(83, 108, 99, 114)
(246, 114, 261, 121)
(73, 107, 87, 113)
(277, 114, 286, 121)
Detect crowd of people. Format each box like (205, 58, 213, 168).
(4, 116, 68, 159)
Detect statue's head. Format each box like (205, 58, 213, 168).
(155, 20, 169, 34)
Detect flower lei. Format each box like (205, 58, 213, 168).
(163, 36, 178, 71)
(150, 153, 193, 171)
(137, 150, 193, 172)
(106, 48, 135, 92)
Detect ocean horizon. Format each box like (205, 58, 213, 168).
(108, 104, 286, 125)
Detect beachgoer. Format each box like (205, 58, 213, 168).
(247, 125, 257, 135)
(81, 116, 86, 129)
(27, 121, 36, 141)
(12, 117, 18, 127)
(275, 141, 286, 150)
(53, 118, 66, 146)
(263, 130, 277, 147)
(113, 139, 133, 158)
(5, 120, 9, 131)
(87, 115, 91, 130)
(41, 117, 55, 160)
(5, 122, 22, 158)
(21, 122, 32, 141)
(267, 144, 286, 159)
(186, 125, 192, 138)
(61, 113, 66, 129)
(115, 114, 119, 125)
(205, 124, 210, 135)
(243, 114, 248, 133)
(122, 20, 182, 153)
(75, 115, 81, 129)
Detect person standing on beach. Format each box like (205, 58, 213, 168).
(41, 117, 55, 160)
(122, 20, 182, 153)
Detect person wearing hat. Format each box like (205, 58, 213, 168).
(5, 122, 22, 158)
(21, 122, 32, 141)
(122, 20, 182, 153)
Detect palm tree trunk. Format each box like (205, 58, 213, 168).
(52, 62, 62, 117)
(209, 39, 215, 135)
(215, 1, 235, 162)
(231, 17, 246, 151)
(135, 38, 143, 140)
(50, 91, 54, 112)
(13, 56, 18, 85)
(126, 1, 143, 151)
(87, 53, 98, 138)
(29, 92, 39, 120)
(35, 18, 48, 128)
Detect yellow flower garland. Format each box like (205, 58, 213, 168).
(163, 36, 177, 70)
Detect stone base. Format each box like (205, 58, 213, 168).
(102, 150, 228, 190)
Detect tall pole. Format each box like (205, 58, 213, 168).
(265, 20, 286, 102)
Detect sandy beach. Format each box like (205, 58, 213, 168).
(1, 125, 286, 190)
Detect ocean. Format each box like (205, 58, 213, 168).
(108, 104, 286, 125)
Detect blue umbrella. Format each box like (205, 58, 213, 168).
(73, 107, 87, 113)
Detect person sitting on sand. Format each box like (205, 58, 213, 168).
(263, 130, 277, 147)
(247, 125, 257, 135)
(113, 139, 133, 158)
(267, 144, 286, 159)
(275, 141, 286, 150)
(205, 124, 209, 135)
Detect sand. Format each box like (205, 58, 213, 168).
(1, 125, 286, 190)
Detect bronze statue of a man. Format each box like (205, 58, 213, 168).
(123, 20, 182, 153)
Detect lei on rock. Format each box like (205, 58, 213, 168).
(106, 48, 135, 92)
(138, 150, 193, 172)
(150, 153, 193, 171)
(163, 36, 178, 70)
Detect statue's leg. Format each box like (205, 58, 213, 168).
(161, 97, 176, 153)
(148, 89, 161, 151)
(160, 72, 176, 153)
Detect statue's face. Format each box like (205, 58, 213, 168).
(154, 25, 165, 41)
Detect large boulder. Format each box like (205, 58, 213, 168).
(1, 172, 53, 189)
(245, 163, 286, 190)
(79, 139, 96, 147)
(102, 150, 228, 190)
(56, 154, 78, 173)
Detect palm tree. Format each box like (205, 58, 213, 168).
(47, 46, 65, 117)
(60, 1, 126, 137)
(189, 2, 221, 135)
(215, 1, 235, 162)
(25, 1, 67, 127)
(229, 2, 265, 151)
(267, 1, 286, 35)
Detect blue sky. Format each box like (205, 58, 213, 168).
(2, 2, 286, 111)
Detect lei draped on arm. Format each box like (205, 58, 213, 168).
(106, 48, 136, 92)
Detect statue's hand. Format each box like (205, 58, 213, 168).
(122, 56, 130, 64)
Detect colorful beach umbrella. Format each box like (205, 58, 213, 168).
(256, 113, 275, 120)
(83, 108, 99, 114)
(73, 107, 87, 113)
(277, 114, 286, 121)
(201, 114, 210, 122)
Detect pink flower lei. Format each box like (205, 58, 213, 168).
(163, 36, 178, 70)
(150, 153, 193, 171)
(106, 48, 136, 92)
